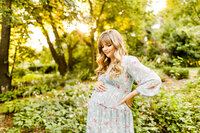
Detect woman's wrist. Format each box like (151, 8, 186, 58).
(130, 90, 140, 98)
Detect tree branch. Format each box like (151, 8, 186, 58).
(72, 40, 79, 50)
(96, 0, 106, 28)
(49, 12, 60, 42)
(36, 18, 58, 61)
(88, 0, 93, 17)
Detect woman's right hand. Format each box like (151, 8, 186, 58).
(94, 81, 108, 92)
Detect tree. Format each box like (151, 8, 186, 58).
(65, 30, 81, 72)
(19, 0, 78, 76)
(0, 0, 12, 93)
(155, 0, 200, 66)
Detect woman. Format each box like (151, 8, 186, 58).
(86, 29, 161, 133)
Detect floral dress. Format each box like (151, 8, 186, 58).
(86, 55, 161, 133)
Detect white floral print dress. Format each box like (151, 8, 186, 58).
(86, 55, 162, 133)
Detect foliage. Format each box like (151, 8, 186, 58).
(28, 65, 56, 74)
(157, 0, 200, 67)
(1, 83, 94, 133)
(0, 91, 16, 102)
(1, 78, 200, 132)
(163, 67, 189, 79)
(157, 72, 166, 82)
(133, 78, 200, 132)
(12, 68, 27, 78)
(0, 69, 90, 102)
(138, 55, 165, 69)
(0, 74, 64, 102)
(77, 68, 94, 81)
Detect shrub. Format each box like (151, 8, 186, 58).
(12, 68, 27, 78)
(163, 67, 189, 79)
(28, 65, 56, 74)
(138, 56, 165, 69)
(159, 23, 200, 67)
(77, 68, 94, 81)
(0, 91, 16, 102)
(158, 73, 166, 82)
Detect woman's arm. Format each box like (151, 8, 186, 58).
(119, 56, 161, 108)
(127, 56, 161, 97)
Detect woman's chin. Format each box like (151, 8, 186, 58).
(106, 55, 111, 58)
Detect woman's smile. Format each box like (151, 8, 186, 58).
(102, 43, 115, 59)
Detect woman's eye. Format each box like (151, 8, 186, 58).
(108, 45, 111, 47)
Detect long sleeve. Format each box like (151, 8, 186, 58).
(127, 56, 161, 97)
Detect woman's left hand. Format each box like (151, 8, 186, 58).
(119, 90, 140, 109)
(119, 93, 134, 109)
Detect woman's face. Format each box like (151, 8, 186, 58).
(102, 42, 115, 59)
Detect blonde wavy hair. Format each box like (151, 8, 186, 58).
(94, 29, 128, 80)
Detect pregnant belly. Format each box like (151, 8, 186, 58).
(90, 84, 127, 109)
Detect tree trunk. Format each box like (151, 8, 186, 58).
(56, 54, 67, 76)
(40, 23, 67, 76)
(68, 45, 73, 72)
(0, 0, 12, 93)
(90, 29, 96, 71)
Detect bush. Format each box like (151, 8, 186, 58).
(0, 91, 16, 102)
(159, 23, 200, 67)
(138, 55, 165, 69)
(77, 68, 94, 81)
(28, 65, 56, 74)
(163, 67, 189, 79)
(12, 68, 27, 78)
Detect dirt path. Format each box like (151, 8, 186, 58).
(162, 68, 199, 90)
(0, 113, 13, 133)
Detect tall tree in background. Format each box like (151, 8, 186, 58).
(65, 30, 81, 72)
(0, 0, 12, 93)
(21, 0, 78, 76)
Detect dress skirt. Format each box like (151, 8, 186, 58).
(86, 98, 134, 133)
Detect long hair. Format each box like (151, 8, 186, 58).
(94, 29, 128, 80)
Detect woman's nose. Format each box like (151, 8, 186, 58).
(103, 47, 107, 50)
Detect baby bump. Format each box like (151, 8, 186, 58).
(90, 84, 127, 108)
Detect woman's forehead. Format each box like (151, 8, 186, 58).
(101, 39, 112, 46)
(101, 42, 111, 47)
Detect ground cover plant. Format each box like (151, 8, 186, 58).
(0, 83, 93, 133)
(163, 67, 189, 79)
(0, 74, 63, 103)
(1, 76, 199, 132)
(0, 68, 93, 103)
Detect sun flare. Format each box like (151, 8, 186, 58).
(76, 22, 90, 33)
